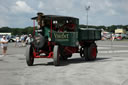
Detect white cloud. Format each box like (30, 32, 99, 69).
(80, 0, 118, 16)
(120, 0, 128, 13)
(11, 0, 35, 14)
(0, 16, 9, 27)
(107, 9, 117, 16)
(0, 0, 128, 27)
(37, 0, 75, 15)
(38, 1, 44, 9)
(0, 20, 8, 27)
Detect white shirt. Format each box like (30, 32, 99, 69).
(0, 38, 8, 47)
(26, 37, 32, 44)
(16, 37, 20, 42)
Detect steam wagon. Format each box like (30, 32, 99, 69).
(25, 12, 101, 66)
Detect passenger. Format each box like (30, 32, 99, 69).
(37, 12, 44, 29)
(0, 36, 8, 57)
(37, 12, 45, 35)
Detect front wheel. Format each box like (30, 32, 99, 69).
(53, 46, 60, 66)
(26, 45, 34, 66)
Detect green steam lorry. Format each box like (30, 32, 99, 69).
(25, 12, 101, 66)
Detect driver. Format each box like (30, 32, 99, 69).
(36, 12, 45, 35)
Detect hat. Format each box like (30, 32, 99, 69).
(37, 12, 44, 16)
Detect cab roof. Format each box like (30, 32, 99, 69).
(31, 15, 79, 21)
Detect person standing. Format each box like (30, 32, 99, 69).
(15, 35, 20, 47)
(0, 36, 8, 56)
(25, 34, 33, 45)
(20, 35, 25, 47)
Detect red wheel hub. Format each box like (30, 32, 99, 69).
(92, 47, 96, 58)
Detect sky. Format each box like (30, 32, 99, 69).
(0, 0, 128, 28)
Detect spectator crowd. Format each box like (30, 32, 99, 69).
(0, 34, 33, 57)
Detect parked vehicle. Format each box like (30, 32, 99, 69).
(102, 32, 112, 40)
(8, 36, 16, 42)
(121, 34, 127, 39)
(25, 12, 101, 66)
(115, 33, 127, 40)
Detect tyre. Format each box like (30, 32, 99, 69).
(26, 45, 34, 66)
(53, 46, 60, 66)
(9, 39, 14, 42)
(80, 46, 88, 60)
(59, 46, 72, 61)
(87, 43, 97, 61)
(9, 39, 12, 42)
(83, 47, 88, 60)
(80, 47, 85, 58)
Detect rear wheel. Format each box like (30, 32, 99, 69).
(83, 47, 89, 60)
(26, 45, 34, 66)
(53, 46, 60, 66)
(87, 43, 97, 61)
(80, 47, 85, 58)
(80, 46, 88, 60)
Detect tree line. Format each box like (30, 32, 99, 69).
(0, 25, 128, 35)
(0, 26, 34, 35)
(80, 24, 128, 33)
